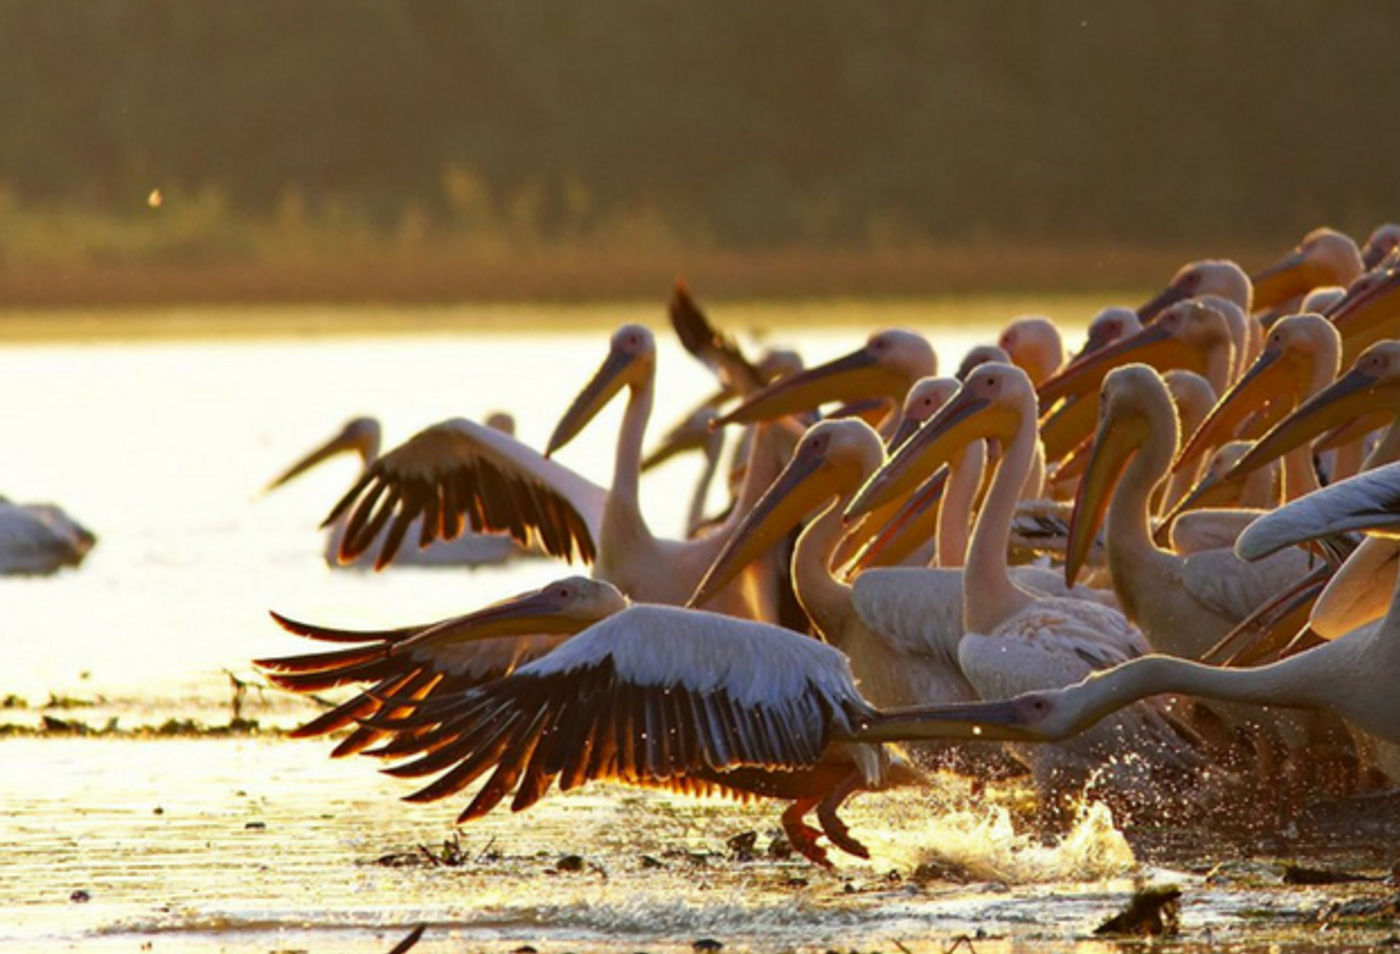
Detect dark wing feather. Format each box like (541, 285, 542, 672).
(324, 420, 603, 567)
(669, 282, 766, 395)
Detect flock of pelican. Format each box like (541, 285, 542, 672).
(258, 224, 1400, 867)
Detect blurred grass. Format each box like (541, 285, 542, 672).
(0, 190, 1280, 322)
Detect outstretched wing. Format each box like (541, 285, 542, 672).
(256, 610, 571, 757)
(669, 281, 766, 395)
(1236, 460, 1400, 561)
(358, 604, 877, 821)
(325, 418, 607, 568)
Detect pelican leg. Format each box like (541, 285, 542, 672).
(815, 770, 870, 860)
(780, 798, 832, 869)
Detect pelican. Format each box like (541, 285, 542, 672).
(956, 344, 1011, 381)
(845, 364, 1204, 805)
(859, 464, 1400, 766)
(0, 497, 96, 575)
(324, 324, 783, 618)
(640, 405, 726, 537)
(258, 576, 922, 868)
(1250, 228, 1364, 316)
(717, 328, 936, 435)
(998, 316, 1065, 387)
(1362, 223, 1400, 270)
(1038, 299, 1236, 464)
(1173, 313, 1341, 508)
(1229, 340, 1400, 483)
(1072, 307, 1142, 362)
(1136, 259, 1252, 324)
(268, 415, 532, 568)
(1065, 365, 1310, 660)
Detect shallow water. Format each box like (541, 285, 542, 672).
(2, 302, 1397, 951)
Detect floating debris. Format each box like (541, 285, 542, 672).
(1094, 884, 1182, 936)
(385, 923, 425, 954)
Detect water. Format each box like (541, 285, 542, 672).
(2, 302, 1396, 952)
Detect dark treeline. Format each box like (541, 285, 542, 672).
(2, 0, 1397, 250)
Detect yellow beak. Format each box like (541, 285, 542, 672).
(717, 348, 906, 426)
(1174, 345, 1299, 475)
(1250, 249, 1318, 312)
(845, 389, 1014, 522)
(1065, 414, 1146, 586)
(548, 346, 641, 456)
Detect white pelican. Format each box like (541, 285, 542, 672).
(717, 328, 936, 435)
(1171, 313, 1341, 519)
(955, 344, 1011, 381)
(1250, 228, 1364, 317)
(1038, 299, 1236, 465)
(1065, 365, 1309, 660)
(640, 405, 726, 537)
(1328, 262, 1400, 366)
(998, 316, 1065, 387)
(1362, 223, 1400, 270)
(268, 415, 532, 568)
(0, 497, 96, 575)
(845, 363, 1205, 806)
(1230, 340, 1400, 483)
(324, 324, 783, 618)
(1072, 307, 1142, 363)
(1136, 259, 1252, 324)
(859, 464, 1400, 764)
(258, 576, 922, 868)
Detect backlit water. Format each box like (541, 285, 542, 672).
(2, 301, 1395, 952)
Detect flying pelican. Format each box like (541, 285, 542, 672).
(1064, 365, 1310, 661)
(844, 363, 1205, 807)
(258, 576, 922, 868)
(268, 415, 533, 568)
(858, 463, 1400, 771)
(0, 497, 96, 575)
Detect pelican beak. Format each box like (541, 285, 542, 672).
(1066, 410, 1146, 586)
(548, 345, 640, 456)
(717, 346, 905, 426)
(687, 444, 838, 608)
(265, 425, 367, 492)
(847, 468, 948, 572)
(853, 698, 1049, 743)
(1137, 279, 1191, 323)
(845, 389, 1010, 521)
(1038, 321, 1194, 409)
(1038, 392, 1100, 464)
(1332, 269, 1400, 365)
(1314, 408, 1391, 453)
(1175, 345, 1294, 475)
(1226, 361, 1385, 483)
(1048, 433, 1094, 485)
(1250, 248, 1317, 312)
(1154, 467, 1241, 545)
(641, 410, 717, 472)
(424, 586, 606, 645)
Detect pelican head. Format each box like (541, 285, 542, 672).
(1137, 259, 1251, 323)
(641, 406, 722, 472)
(266, 416, 381, 491)
(1074, 307, 1142, 362)
(689, 418, 883, 607)
(1300, 286, 1347, 315)
(416, 576, 631, 648)
(1362, 223, 1400, 270)
(1251, 228, 1364, 313)
(846, 362, 1031, 521)
(1065, 364, 1176, 585)
(1227, 339, 1400, 484)
(716, 328, 935, 426)
(998, 315, 1065, 386)
(547, 324, 656, 456)
(1330, 265, 1400, 364)
(956, 344, 1010, 381)
(756, 347, 804, 383)
(888, 376, 961, 451)
(1174, 313, 1340, 474)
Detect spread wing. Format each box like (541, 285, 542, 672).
(356, 604, 878, 822)
(324, 418, 607, 568)
(1236, 460, 1400, 561)
(256, 610, 571, 757)
(669, 281, 766, 395)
